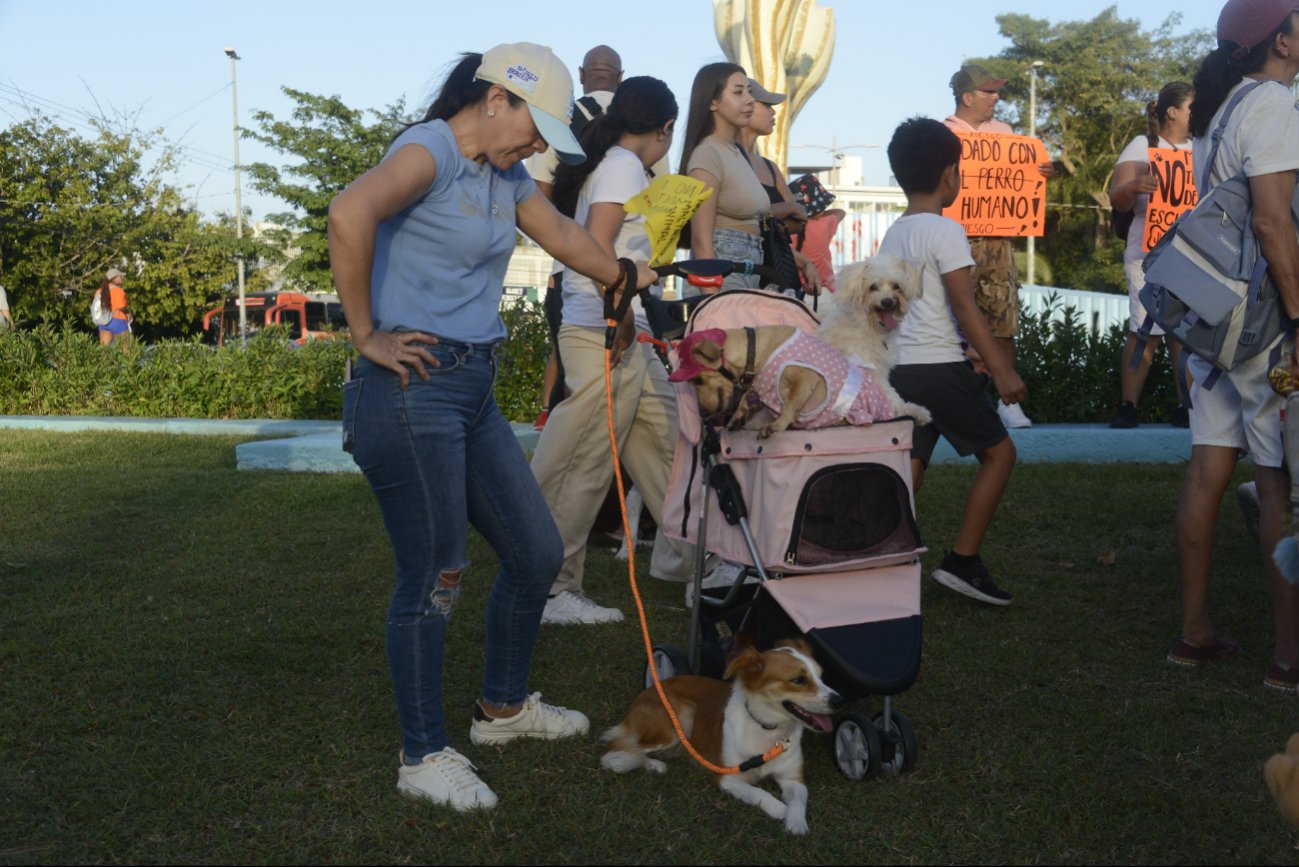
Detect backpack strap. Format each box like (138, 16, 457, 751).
(1175, 346, 1196, 409)
(575, 95, 604, 122)
(1200, 80, 1266, 193)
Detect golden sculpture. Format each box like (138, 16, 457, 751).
(714, 0, 836, 172)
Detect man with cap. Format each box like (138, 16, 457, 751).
(97, 267, 132, 348)
(945, 63, 1053, 429)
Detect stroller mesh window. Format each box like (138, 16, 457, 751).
(786, 464, 920, 567)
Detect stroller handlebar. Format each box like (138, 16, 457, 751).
(652, 259, 776, 289)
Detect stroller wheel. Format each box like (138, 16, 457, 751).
(833, 714, 882, 781)
(873, 710, 918, 774)
(643, 644, 691, 689)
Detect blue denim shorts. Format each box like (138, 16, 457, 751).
(709, 228, 764, 293)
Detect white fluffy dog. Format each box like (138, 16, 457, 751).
(815, 255, 931, 425)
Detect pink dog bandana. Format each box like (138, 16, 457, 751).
(668, 329, 729, 382)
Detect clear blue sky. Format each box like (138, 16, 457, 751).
(1, 0, 1227, 221)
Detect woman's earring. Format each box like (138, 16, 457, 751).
(488, 109, 496, 118)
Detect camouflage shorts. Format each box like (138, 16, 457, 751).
(969, 237, 1019, 339)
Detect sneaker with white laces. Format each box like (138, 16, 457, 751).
(397, 747, 498, 811)
(540, 590, 624, 625)
(997, 401, 1032, 429)
(469, 693, 590, 746)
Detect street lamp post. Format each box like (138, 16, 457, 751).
(790, 139, 879, 184)
(225, 47, 247, 347)
(1026, 61, 1044, 286)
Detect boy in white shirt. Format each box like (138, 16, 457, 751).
(878, 117, 1027, 606)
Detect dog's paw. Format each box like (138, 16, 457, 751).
(783, 814, 810, 835)
(614, 545, 631, 562)
(897, 401, 931, 426)
(645, 758, 667, 774)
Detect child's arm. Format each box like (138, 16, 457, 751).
(941, 266, 1027, 405)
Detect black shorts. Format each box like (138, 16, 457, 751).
(890, 361, 1008, 466)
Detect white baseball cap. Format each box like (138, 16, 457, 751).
(475, 43, 585, 165)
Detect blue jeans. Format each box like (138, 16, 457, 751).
(343, 343, 563, 759)
(711, 228, 763, 293)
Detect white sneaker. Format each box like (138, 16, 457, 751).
(1237, 481, 1261, 542)
(685, 560, 751, 607)
(397, 747, 498, 811)
(541, 590, 624, 625)
(469, 692, 590, 745)
(998, 402, 1032, 429)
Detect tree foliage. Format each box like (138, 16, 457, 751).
(242, 88, 409, 293)
(971, 7, 1212, 291)
(0, 114, 262, 339)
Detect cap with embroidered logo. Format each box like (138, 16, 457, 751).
(475, 43, 585, 165)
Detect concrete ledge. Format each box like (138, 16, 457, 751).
(1, 415, 1193, 472)
(0, 415, 339, 438)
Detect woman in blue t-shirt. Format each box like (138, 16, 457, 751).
(327, 43, 654, 812)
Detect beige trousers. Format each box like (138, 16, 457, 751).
(530, 324, 695, 595)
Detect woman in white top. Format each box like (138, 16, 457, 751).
(1171, 0, 1299, 692)
(1107, 81, 1193, 429)
(678, 63, 771, 292)
(530, 76, 692, 625)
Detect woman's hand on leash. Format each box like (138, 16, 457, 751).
(355, 330, 439, 389)
(632, 260, 659, 291)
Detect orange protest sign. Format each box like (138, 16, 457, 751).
(942, 132, 1048, 237)
(1143, 148, 1197, 251)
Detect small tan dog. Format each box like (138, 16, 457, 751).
(1265, 733, 1299, 827)
(816, 255, 931, 425)
(600, 640, 842, 835)
(669, 325, 896, 438)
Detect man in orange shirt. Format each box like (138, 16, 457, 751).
(944, 64, 1052, 429)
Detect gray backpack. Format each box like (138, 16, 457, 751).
(1138, 80, 1286, 386)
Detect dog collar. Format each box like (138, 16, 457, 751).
(744, 701, 780, 731)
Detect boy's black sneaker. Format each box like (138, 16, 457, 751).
(1109, 401, 1138, 429)
(932, 551, 1012, 606)
(1170, 404, 1190, 428)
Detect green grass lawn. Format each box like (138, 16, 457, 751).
(1, 430, 1297, 864)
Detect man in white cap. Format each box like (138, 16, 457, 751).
(945, 64, 1053, 429)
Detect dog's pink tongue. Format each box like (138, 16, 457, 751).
(810, 713, 834, 733)
(881, 311, 900, 331)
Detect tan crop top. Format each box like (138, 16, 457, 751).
(686, 136, 771, 232)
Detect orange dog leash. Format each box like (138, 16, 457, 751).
(601, 283, 787, 775)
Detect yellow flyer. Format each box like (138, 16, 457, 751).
(624, 174, 713, 267)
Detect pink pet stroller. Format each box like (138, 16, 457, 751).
(652, 286, 925, 780)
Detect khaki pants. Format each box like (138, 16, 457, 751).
(530, 324, 694, 595)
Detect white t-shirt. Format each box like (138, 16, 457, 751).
(562, 146, 658, 331)
(877, 213, 976, 365)
(1115, 134, 1191, 262)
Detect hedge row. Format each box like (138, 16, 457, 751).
(0, 297, 1168, 424)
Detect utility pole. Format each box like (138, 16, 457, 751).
(225, 47, 247, 346)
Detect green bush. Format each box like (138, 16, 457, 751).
(0, 298, 1179, 424)
(1017, 294, 1179, 422)
(0, 309, 552, 422)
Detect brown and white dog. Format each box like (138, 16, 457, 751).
(816, 255, 931, 425)
(668, 325, 895, 438)
(600, 641, 842, 835)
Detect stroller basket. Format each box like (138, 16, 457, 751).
(664, 420, 925, 574)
